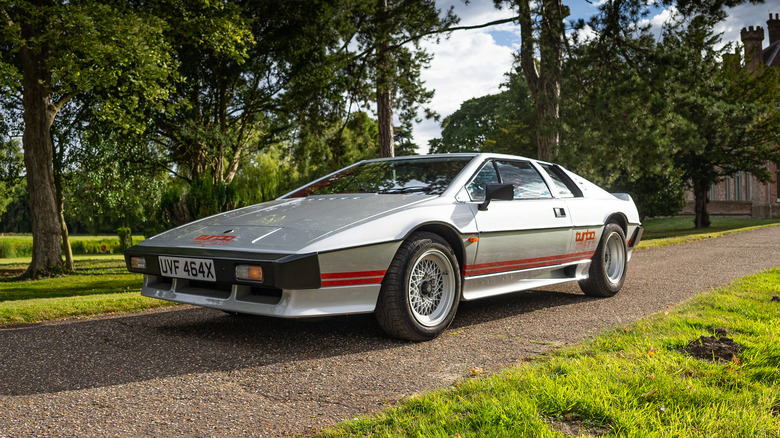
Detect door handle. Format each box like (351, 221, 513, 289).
(554, 207, 566, 218)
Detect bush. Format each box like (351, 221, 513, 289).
(117, 228, 133, 251)
(68, 239, 120, 255)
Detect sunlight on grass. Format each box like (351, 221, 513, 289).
(0, 255, 176, 325)
(318, 269, 780, 437)
(0, 292, 177, 325)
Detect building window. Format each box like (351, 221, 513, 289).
(735, 173, 742, 201)
(709, 183, 716, 201)
(745, 172, 751, 200)
(726, 176, 732, 201)
(776, 168, 779, 202)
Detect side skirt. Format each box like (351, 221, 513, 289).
(461, 260, 591, 301)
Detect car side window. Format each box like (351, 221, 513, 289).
(495, 160, 552, 199)
(540, 164, 583, 198)
(466, 162, 499, 201)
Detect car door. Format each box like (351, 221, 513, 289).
(463, 159, 574, 296)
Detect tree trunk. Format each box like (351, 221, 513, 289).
(516, 0, 567, 161)
(692, 179, 711, 228)
(376, 0, 394, 158)
(21, 10, 63, 278)
(54, 170, 74, 272)
(377, 86, 394, 157)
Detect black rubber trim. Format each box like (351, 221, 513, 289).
(629, 226, 644, 248)
(124, 246, 321, 289)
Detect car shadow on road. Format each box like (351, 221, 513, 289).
(0, 287, 593, 396)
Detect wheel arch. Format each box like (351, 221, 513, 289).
(605, 213, 628, 234)
(406, 222, 465, 277)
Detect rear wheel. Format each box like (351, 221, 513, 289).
(579, 223, 627, 297)
(376, 232, 461, 341)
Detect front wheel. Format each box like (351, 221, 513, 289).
(375, 232, 461, 341)
(578, 223, 627, 297)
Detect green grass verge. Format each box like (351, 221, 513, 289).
(0, 292, 176, 325)
(0, 256, 177, 325)
(318, 268, 780, 437)
(637, 217, 780, 249)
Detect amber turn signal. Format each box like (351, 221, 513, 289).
(130, 256, 146, 270)
(235, 264, 264, 282)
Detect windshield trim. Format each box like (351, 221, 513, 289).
(280, 156, 475, 199)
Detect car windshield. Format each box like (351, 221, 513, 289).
(286, 156, 473, 197)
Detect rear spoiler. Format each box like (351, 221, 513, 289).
(611, 193, 633, 202)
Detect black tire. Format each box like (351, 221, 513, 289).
(375, 232, 461, 341)
(578, 223, 627, 297)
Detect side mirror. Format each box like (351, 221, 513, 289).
(478, 183, 514, 211)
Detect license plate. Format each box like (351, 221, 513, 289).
(158, 256, 216, 282)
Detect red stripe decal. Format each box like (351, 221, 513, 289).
(321, 277, 385, 287)
(465, 251, 595, 277)
(320, 270, 386, 287)
(321, 270, 387, 279)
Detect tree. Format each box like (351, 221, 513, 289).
(68, 131, 167, 235)
(662, 17, 780, 227)
(495, 0, 568, 161)
(559, 0, 676, 188)
(0, 138, 22, 218)
(354, 0, 457, 157)
(0, 0, 176, 277)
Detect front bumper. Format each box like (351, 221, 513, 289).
(140, 274, 381, 317)
(125, 246, 321, 290)
(126, 245, 382, 317)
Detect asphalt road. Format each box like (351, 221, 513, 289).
(1, 226, 779, 437)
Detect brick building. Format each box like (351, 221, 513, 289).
(681, 14, 780, 219)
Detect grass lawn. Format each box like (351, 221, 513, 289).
(0, 256, 173, 325)
(317, 268, 780, 437)
(0, 234, 145, 258)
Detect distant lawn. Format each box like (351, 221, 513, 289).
(0, 234, 144, 259)
(637, 216, 780, 249)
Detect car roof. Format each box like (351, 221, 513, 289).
(361, 152, 540, 164)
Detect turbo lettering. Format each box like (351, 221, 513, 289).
(192, 234, 236, 246)
(575, 230, 596, 242)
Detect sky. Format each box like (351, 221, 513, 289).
(411, 0, 779, 153)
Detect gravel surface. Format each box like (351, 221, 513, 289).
(1, 226, 779, 437)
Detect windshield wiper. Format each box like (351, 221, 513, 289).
(377, 186, 430, 194)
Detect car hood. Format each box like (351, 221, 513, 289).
(138, 194, 432, 254)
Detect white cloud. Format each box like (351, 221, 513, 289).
(413, 28, 515, 152)
(410, 1, 518, 152)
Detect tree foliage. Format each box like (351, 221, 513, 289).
(0, 0, 177, 277)
(561, 0, 778, 224)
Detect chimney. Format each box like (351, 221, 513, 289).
(768, 13, 780, 45)
(740, 25, 764, 70)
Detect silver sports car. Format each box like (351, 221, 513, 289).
(125, 153, 643, 341)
